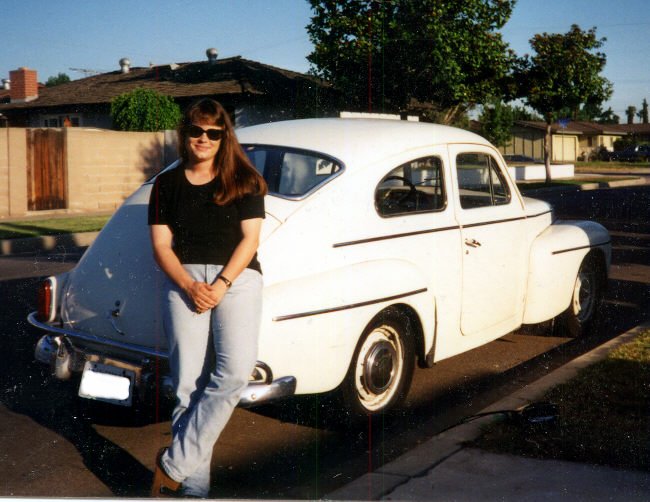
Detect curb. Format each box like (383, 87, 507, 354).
(326, 320, 650, 501)
(0, 232, 98, 256)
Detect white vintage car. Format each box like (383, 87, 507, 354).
(29, 118, 611, 416)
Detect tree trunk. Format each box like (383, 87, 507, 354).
(544, 120, 552, 183)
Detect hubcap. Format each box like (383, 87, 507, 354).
(364, 342, 397, 394)
(572, 269, 595, 323)
(355, 325, 404, 411)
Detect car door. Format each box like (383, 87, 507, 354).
(449, 145, 528, 338)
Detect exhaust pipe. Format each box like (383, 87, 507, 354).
(34, 335, 58, 365)
(34, 335, 81, 381)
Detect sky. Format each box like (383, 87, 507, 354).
(1, 0, 648, 120)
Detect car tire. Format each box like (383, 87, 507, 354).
(339, 309, 415, 417)
(558, 253, 605, 337)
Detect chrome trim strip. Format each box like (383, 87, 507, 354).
(526, 209, 553, 218)
(462, 215, 526, 229)
(551, 240, 612, 255)
(333, 210, 551, 248)
(272, 288, 428, 322)
(333, 227, 459, 248)
(27, 312, 168, 359)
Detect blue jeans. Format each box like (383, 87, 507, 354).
(160, 264, 262, 497)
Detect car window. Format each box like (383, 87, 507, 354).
(243, 145, 342, 199)
(456, 152, 510, 209)
(375, 156, 445, 217)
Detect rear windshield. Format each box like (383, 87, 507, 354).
(243, 144, 343, 199)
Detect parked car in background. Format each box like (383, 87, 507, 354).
(606, 144, 650, 162)
(502, 154, 541, 164)
(28, 118, 611, 417)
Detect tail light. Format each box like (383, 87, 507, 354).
(37, 278, 55, 322)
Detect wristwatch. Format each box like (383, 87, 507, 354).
(217, 275, 232, 288)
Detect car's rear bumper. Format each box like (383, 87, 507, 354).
(28, 312, 297, 407)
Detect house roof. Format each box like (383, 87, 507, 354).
(514, 119, 650, 136)
(0, 56, 329, 111)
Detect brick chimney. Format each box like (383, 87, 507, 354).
(9, 67, 38, 103)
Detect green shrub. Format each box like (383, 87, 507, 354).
(110, 88, 181, 132)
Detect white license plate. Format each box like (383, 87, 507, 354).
(78, 361, 134, 406)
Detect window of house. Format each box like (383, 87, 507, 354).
(42, 115, 80, 127)
(456, 152, 510, 209)
(375, 156, 445, 217)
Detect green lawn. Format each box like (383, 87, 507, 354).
(472, 330, 650, 471)
(0, 215, 110, 240)
(576, 160, 650, 170)
(517, 177, 637, 192)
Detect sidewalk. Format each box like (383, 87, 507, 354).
(0, 231, 99, 256)
(327, 321, 650, 501)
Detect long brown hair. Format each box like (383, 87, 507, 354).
(178, 98, 267, 205)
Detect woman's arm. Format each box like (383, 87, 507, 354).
(208, 217, 263, 301)
(150, 224, 217, 312)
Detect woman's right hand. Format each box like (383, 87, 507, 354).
(186, 281, 219, 313)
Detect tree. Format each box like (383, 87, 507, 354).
(637, 98, 649, 124)
(594, 106, 619, 124)
(45, 73, 71, 87)
(516, 25, 612, 182)
(306, 0, 517, 124)
(511, 105, 543, 122)
(626, 105, 637, 124)
(559, 102, 619, 124)
(110, 88, 181, 132)
(479, 99, 514, 147)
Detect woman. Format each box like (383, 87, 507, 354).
(148, 98, 267, 498)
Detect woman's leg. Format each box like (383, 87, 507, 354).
(162, 266, 263, 497)
(157, 265, 212, 495)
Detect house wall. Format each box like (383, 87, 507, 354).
(578, 134, 622, 159)
(500, 127, 545, 160)
(0, 127, 175, 218)
(501, 127, 581, 162)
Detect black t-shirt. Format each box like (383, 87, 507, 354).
(147, 166, 265, 272)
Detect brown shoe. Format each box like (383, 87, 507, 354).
(151, 448, 181, 498)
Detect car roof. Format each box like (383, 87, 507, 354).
(236, 118, 491, 168)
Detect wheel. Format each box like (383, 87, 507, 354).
(559, 253, 604, 337)
(340, 310, 415, 417)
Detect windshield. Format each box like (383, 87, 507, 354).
(243, 145, 343, 199)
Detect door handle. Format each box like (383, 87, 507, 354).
(464, 238, 482, 248)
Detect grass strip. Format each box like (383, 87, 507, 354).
(576, 160, 650, 169)
(0, 215, 110, 240)
(472, 330, 650, 471)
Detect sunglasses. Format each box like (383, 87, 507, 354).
(185, 124, 224, 141)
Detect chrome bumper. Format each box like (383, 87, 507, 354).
(29, 312, 297, 407)
(238, 376, 297, 407)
